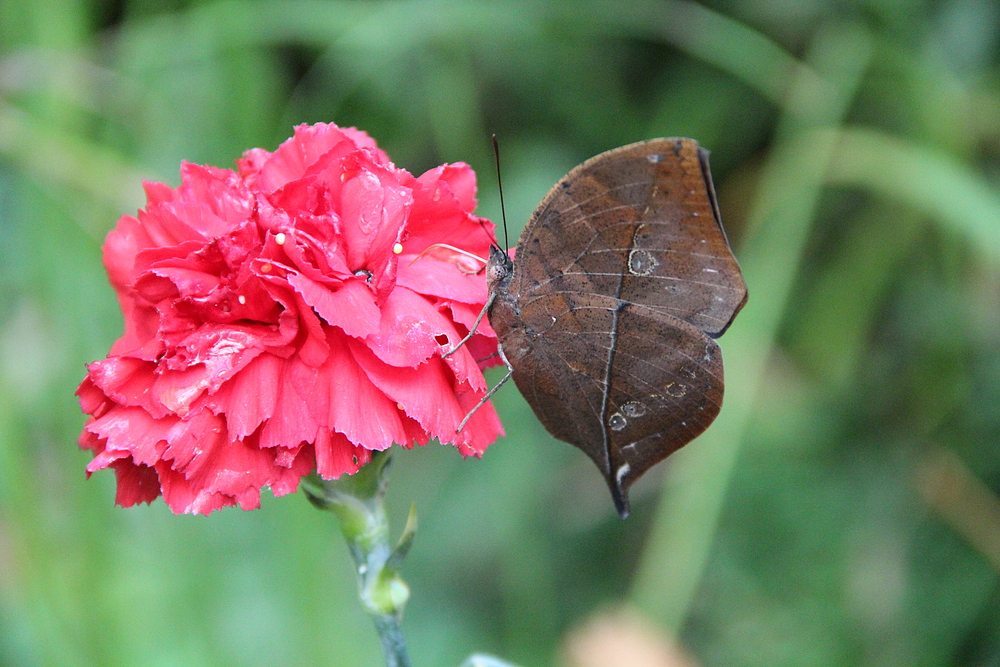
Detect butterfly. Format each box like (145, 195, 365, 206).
(456, 138, 747, 518)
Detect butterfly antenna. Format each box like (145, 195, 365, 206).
(492, 134, 509, 250)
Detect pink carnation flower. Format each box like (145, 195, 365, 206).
(77, 123, 503, 515)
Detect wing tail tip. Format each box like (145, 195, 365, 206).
(610, 481, 631, 519)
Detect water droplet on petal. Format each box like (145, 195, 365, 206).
(608, 413, 627, 431)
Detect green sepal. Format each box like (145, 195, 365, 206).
(304, 451, 415, 618)
(387, 503, 418, 571)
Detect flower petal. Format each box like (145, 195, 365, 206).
(244, 123, 386, 193)
(204, 353, 282, 440)
(86, 357, 165, 417)
(158, 429, 312, 515)
(160, 409, 227, 473)
(86, 405, 172, 467)
(314, 429, 372, 479)
(289, 292, 330, 367)
(76, 377, 110, 418)
(395, 252, 489, 306)
(307, 330, 408, 450)
(417, 162, 478, 213)
(365, 286, 487, 392)
(287, 272, 381, 339)
(403, 166, 495, 265)
(339, 169, 411, 290)
(258, 357, 320, 449)
(110, 460, 162, 507)
(349, 338, 501, 454)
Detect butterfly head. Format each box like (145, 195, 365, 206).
(486, 244, 513, 293)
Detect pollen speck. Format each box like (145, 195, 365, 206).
(393, 242, 403, 254)
(396, 402, 405, 411)
(260, 264, 272, 273)
(238, 295, 246, 305)
(275, 232, 286, 245)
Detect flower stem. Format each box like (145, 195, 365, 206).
(372, 614, 411, 667)
(303, 451, 415, 667)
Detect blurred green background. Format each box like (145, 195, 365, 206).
(2, 0, 1000, 665)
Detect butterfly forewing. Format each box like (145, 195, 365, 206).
(513, 138, 746, 336)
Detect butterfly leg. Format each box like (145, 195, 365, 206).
(456, 343, 513, 433)
(442, 291, 496, 360)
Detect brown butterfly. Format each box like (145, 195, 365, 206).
(457, 138, 747, 518)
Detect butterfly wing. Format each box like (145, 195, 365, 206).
(510, 138, 747, 336)
(498, 293, 723, 516)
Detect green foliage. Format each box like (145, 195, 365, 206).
(1, 0, 999, 665)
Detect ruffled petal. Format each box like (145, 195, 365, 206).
(311, 330, 407, 450)
(289, 292, 330, 367)
(395, 251, 490, 306)
(314, 429, 372, 479)
(175, 163, 255, 233)
(258, 356, 320, 449)
(349, 338, 501, 454)
(365, 286, 486, 392)
(160, 408, 227, 473)
(85, 357, 164, 417)
(76, 377, 110, 418)
(158, 430, 313, 515)
(403, 166, 495, 265)
(270, 444, 315, 496)
(111, 460, 162, 507)
(204, 353, 282, 440)
(287, 272, 381, 338)
(85, 405, 172, 467)
(245, 123, 383, 193)
(338, 165, 412, 300)
(417, 162, 478, 213)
